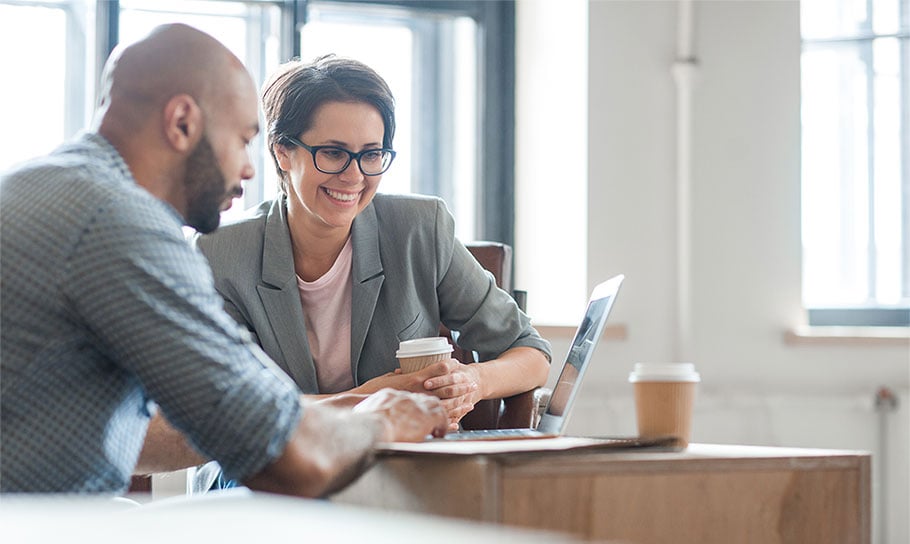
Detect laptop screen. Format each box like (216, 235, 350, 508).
(536, 275, 624, 434)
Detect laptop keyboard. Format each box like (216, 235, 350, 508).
(438, 428, 551, 441)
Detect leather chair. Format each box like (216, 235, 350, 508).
(441, 242, 547, 431)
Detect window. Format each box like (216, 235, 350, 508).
(0, 0, 283, 223)
(800, 0, 910, 326)
(0, 0, 97, 172)
(0, 0, 516, 245)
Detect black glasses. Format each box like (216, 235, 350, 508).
(283, 136, 396, 176)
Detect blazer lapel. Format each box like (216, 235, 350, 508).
(256, 197, 319, 391)
(350, 203, 384, 384)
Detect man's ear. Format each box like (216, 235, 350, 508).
(163, 94, 203, 152)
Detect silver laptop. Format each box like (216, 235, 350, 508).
(441, 274, 625, 441)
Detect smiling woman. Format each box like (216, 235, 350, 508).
(277, 99, 389, 277)
(190, 54, 551, 492)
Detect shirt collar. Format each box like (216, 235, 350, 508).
(79, 131, 188, 228)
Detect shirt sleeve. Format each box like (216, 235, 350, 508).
(63, 195, 301, 483)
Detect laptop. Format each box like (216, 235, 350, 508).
(440, 274, 625, 441)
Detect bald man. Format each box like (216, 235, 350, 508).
(0, 24, 447, 496)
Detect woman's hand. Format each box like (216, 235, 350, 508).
(421, 360, 482, 401)
(420, 361, 483, 428)
(357, 360, 480, 428)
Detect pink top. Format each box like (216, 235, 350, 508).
(296, 237, 355, 393)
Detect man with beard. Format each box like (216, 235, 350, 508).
(0, 23, 448, 496)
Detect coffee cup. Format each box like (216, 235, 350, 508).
(628, 362, 700, 448)
(396, 337, 454, 374)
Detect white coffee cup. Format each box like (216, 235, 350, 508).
(396, 337, 453, 373)
(629, 363, 700, 448)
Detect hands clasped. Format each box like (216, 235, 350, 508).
(418, 360, 483, 428)
(362, 359, 482, 430)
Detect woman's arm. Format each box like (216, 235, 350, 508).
(421, 346, 550, 405)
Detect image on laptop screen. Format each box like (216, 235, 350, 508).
(536, 274, 624, 434)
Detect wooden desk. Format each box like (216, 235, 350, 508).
(333, 442, 871, 543)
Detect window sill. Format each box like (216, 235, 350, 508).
(784, 326, 910, 347)
(535, 324, 629, 341)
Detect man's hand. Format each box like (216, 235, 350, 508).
(353, 388, 449, 442)
(134, 410, 207, 475)
(310, 393, 370, 409)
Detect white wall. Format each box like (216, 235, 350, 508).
(516, 1, 909, 543)
(514, 0, 589, 324)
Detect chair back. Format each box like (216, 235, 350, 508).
(442, 242, 539, 430)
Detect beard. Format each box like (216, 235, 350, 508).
(184, 134, 231, 234)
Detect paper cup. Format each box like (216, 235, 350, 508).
(396, 337, 453, 374)
(629, 363, 700, 448)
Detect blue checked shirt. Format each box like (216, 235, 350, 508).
(0, 133, 301, 493)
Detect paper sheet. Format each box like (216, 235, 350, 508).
(377, 435, 678, 456)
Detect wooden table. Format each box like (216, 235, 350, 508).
(333, 442, 871, 543)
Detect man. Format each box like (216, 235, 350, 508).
(0, 23, 447, 496)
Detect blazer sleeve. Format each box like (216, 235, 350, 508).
(432, 200, 552, 364)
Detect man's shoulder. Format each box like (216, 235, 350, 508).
(3, 151, 105, 198)
(2, 147, 166, 234)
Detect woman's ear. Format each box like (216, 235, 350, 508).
(163, 94, 203, 153)
(273, 142, 293, 172)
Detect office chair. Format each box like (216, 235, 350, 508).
(442, 241, 548, 431)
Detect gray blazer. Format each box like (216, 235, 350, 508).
(195, 193, 551, 394)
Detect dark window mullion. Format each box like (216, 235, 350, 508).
(476, 0, 514, 246)
(285, 0, 305, 60)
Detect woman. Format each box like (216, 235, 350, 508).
(196, 55, 551, 429)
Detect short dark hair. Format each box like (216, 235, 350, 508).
(261, 55, 396, 194)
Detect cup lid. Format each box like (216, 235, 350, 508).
(628, 362, 700, 383)
(395, 337, 453, 358)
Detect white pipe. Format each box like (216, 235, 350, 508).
(673, 0, 698, 361)
(874, 387, 898, 544)
(676, 0, 695, 59)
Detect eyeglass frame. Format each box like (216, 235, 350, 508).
(281, 135, 396, 176)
